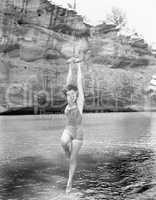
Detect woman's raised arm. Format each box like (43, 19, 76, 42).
(77, 62, 84, 115)
(66, 61, 73, 86)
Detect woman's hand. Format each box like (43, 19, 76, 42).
(66, 57, 75, 64)
(66, 57, 83, 64)
(74, 57, 83, 63)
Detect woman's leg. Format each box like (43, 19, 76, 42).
(66, 139, 83, 193)
(61, 130, 72, 158)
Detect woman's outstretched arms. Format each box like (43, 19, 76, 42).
(66, 62, 73, 86)
(77, 62, 84, 115)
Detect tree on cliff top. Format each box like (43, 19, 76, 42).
(106, 7, 127, 28)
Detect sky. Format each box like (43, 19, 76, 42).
(50, 0, 156, 47)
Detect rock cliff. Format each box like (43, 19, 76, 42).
(0, 0, 156, 113)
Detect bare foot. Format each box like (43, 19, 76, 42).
(66, 182, 72, 194)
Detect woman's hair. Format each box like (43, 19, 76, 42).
(63, 84, 78, 96)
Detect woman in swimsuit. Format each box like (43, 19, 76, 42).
(61, 57, 84, 193)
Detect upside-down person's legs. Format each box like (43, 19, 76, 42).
(61, 130, 72, 158)
(66, 139, 83, 193)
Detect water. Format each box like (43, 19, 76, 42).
(0, 112, 156, 199)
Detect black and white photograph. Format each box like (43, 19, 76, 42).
(0, 0, 156, 199)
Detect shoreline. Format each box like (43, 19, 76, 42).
(0, 109, 155, 117)
(0, 107, 154, 116)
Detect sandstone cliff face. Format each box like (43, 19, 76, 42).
(0, 0, 90, 111)
(0, 0, 155, 113)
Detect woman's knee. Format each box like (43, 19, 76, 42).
(61, 137, 68, 147)
(61, 131, 71, 147)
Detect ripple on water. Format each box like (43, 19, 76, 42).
(0, 148, 156, 200)
(71, 147, 156, 200)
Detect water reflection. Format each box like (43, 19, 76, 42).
(0, 148, 155, 200)
(0, 156, 68, 200)
(0, 113, 156, 200)
(76, 148, 155, 200)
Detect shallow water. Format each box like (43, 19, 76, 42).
(0, 112, 156, 200)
